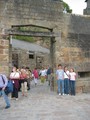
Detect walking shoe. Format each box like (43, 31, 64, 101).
(15, 98, 18, 101)
(59, 93, 61, 95)
(5, 106, 10, 109)
(62, 93, 65, 95)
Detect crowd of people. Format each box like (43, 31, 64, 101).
(0, 64, 76, 109)
(0, 65, 49, 109)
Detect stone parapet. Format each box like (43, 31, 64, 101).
(84, 8, 90, 15)
(76, 77, 90, 93)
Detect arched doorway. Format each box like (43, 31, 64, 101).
(5, 24, 58, 71)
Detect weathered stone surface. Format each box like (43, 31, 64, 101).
(0, 81, 90, 120)
(76, 78, 90, 93)
(0, 37, 9, 75)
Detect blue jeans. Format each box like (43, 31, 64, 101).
(69, 80, 76, 95)
(64, 78, 69, 94)
(57, 79, 64, 94)
(0, 90, 10, 107)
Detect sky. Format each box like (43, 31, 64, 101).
(63, 0, 87, 15)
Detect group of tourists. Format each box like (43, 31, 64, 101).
(56, 64, 76, 96)
(0, 66, 38, 109)
(0, 64, 76, 109)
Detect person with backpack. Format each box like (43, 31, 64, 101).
(0, 74, 10, 109)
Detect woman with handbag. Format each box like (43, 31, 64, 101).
(64, 66, 70, 95)
(10, 66, 20, 100)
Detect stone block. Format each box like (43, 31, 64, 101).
(0, 49, 3, 54)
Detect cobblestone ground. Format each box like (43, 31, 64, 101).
(0, 80, 90, 120)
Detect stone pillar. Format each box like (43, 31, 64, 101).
(52, 36, 61, 92)
(50, 37, 56, 91)
(0, 33, 10, 76)
(50, 35, 62, 91)
(50, 37, 56, 69)
(54, 36, 62, 66)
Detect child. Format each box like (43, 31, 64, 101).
(69, 68, 76, 96)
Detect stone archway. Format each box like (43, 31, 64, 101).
(5, 24, 58, 73)
(0, 0, 63, 75)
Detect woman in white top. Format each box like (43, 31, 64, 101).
(69, 68, 76, 96)
(10, 66, 20, 100)
(64, 66, 70, 95)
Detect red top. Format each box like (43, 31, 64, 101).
(33, 70, 39, 78)
(20, 73, 27, 80)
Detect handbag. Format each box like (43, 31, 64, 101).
(1, 75, 13, 95)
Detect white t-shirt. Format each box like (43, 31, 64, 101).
(40, 70, 46, 76)
(64, 70, 70, 79)
(56, 69, 64, 80)
(10, 72, 20, 79)
(69, 72, 76, 81)
(44, 69, 47, 76)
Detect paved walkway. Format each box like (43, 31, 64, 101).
(0, 80, 90, 120)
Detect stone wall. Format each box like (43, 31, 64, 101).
(55, 14, 90, 72)
(0, 0, 63, 76)
(0, 36, 9, 76)
(0, 0, 63, 30)
(12, 48, 50, 71)
(76, 77, 90, 93)
(54, 14, 90, 93)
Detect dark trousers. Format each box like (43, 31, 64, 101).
(12, 84, 18, 98)
(27, 79, 30, 90)
(18, 80, 22, 91)
(69, 80, 75, 95)
(64, 78, 69, 94)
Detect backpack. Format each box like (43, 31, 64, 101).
(1, 75, 13, 95)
